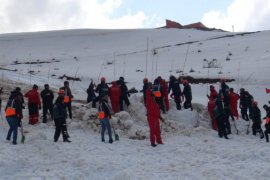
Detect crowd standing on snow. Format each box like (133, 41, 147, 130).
(1, 75, 270, 146)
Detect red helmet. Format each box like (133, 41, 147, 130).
(101, 77, 106, 82)
(253, 101, 258, 106)
(183, 80, 188, 84)
(143, 78, 148, 83)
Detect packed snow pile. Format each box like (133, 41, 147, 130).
(71, 94, 211, 140)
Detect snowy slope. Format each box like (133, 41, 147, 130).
(1, 28, 270, 180)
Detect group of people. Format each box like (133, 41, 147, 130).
(3, 74, 269, 146)
(207, 79, 270, 142)
(3, 81, 73, 145)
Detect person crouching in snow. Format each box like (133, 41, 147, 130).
(98, 95, 113, 143)
(250, 101, 264, 139)
(53, 90, 71, 143)
(145, 86, 163, 147)
(263, 104, 270, 142)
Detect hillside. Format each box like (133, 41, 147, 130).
(0, 28, 270, 180)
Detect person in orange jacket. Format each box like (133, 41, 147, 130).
(229, 88, 240, 119)
(25, 84, 41, 125)
(145, 86, 163, 147)
(109, 81, 121, 113)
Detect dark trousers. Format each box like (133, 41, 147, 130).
(119, 94, 130, 111)
(92, 96, 100, 108)
(241, 107, 249, 121)
(264, 129, 270, 142)
(155, 97, 165, 114)
(184, 97, 193, 110)
(6, 116, 18, 143)
(43, 104, 53, 123)
(100, 118, 113, 141)
(224, 113, 232, 134)
(54, 118, 68, 141)
(65, 102, 72, 119)
(216, 115, 228, 138)
(252, 122, 264, 138)
(174, 94, 181, 110)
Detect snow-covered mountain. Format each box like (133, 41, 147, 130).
(0, 28, 270, 180)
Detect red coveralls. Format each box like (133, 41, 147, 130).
(109, 81, 121, 113)
(229, 92, 239, 119)
(25, 89, 41, 125)
(146, 89, 163, 145)
(208, 87, 218, 130)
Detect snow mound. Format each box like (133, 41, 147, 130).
(73, 95, 213, 140)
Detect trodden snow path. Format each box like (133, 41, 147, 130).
(1, 118, 270, 180)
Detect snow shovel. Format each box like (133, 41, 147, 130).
(112, 125, 119, 141)
(20, 123, 25, 143)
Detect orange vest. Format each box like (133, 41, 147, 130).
(5, 100, 16, 117)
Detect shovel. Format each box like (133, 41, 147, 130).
(21, 125, 25, 143)
(112, 124, 119, 141)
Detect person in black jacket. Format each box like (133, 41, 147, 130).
(117, 76, 130, 111)
(60, 81, 74, 119)
(92, 77, 109, 108)
(239, 88, 249, 121)
(53, 90, 71, 143)
(87, 81, 96, 103)
(41, 84, 54, 123)
(142, 78, 149, 105)
(5, 90, 23, 145)
(250, 101, 264, 139)
(152, 78, 165, 114)
(98, 95, 113, 143)
(168, 75, 182, 110)
(182, 80, 193, 110)
(263, 104, 270, 142)
(214, 90, 229, 139)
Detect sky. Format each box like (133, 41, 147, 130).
(0, 0, 270, 34)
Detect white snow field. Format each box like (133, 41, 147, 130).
(0, 28, 270, 180)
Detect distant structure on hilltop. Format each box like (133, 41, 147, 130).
(163, 19, 223, 31)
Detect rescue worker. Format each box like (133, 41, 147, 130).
(168, 75, 182, 110)
(250, 101, 264, 139)
(92, 77, 109, 108)
(98, 95, 113, 143)
(86, 81, 96, 103)
(145, 86, 163, 147)
(109, 81, 121, 113)
(182, 80, 193, 110)
(5, 89, 23, 145)
(117, 77, 130, 111)
(60, 81, 74, 119)
(40, 84, 54, 123)
(53, 90, 71, 142)
(25, 84, 41, 125)
(263, 104, 270, 142)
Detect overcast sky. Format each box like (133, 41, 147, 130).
(0, 0, 269, 33)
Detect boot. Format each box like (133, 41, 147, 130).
(151, 143, 157, 147)
(109, 139, 113, 144)
(63, 139, 71, 143)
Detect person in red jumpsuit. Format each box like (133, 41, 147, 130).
(207, 85, 218, 130)
(229, 88, 240, 119)
(145, 87, 163, 147)
(25, 84, 41, 125)
(109, 81, 121, 113)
